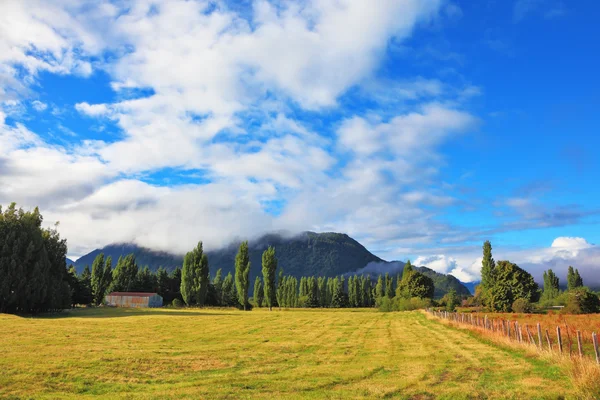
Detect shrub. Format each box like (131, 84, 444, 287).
(172, 298, 184, 308)
(561, 288, 600, 314)
(512, 298, 532, 313)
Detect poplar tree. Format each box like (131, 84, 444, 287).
(385, 273, 394, 298)
(375, 275, 384, 298)
(235, 241, 251, 310)
(253, 276, 264, 307)
(222, 272, 235, 306)
(213, 269, 223, 305)
(181, 242, 210, 306)
(261, 246, 277, 311)
(481, 241, 495, 288)
(542, 269, 560, 302)
(318, 277, 327, 307)
(91, 253, 105, 305)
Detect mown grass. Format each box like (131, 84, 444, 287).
(0, 307, 577, 399)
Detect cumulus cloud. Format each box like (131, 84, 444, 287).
(0, 0, 488, 260)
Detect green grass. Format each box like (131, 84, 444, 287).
(0, 308, 576, 399)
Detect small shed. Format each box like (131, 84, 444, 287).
(105, 292, 163, 308)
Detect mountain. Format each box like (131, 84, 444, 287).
(460, 281, 479, 295)
(415, 267, 472, 298)
(70, 231, 470, 297)
(72, 243, 182, 273)
(66, 258, 76, 267)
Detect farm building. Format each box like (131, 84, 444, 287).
(105, 292, 163, 308)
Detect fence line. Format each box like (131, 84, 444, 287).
(426, 309, 600, 365)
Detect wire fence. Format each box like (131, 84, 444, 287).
(427, 309, 600, 364)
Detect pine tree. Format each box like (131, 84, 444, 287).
(235, 241, 251, 310)
(181, 242, 210, 306)
(253, 276, 264, 307)
(156, 267, 170, 301)
(261, 246, 277, 311)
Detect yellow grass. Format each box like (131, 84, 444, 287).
(0, 308, 578, 399)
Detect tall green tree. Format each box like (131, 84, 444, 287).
(541, 269, 560, 302)
(253, 276, 264, 307)
(488, 260, 540, 312)
(222, 272, 236, 306)
(90, 253, 105, 305)
(375, 275, 384, 298)
(213, 269, 223, 305)
(80, 266, 93, 306)
(235, 241, 251, 310)
(110, 254, 138, 293)
(568, 266, 584, 290)
(331, 277, 348, 307)
(180, 242, 210, 306)
(261, 246, 277, 311)
(481, 241, 495, 288)
(385, 273, 394, 298)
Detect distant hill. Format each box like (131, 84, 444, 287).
(72, 243, 182, 273)
(415, 267, 472, 298)
(70, 231, 470, 297)
(460, 281, 479, 295)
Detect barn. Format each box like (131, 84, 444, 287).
(105, 292, 163, 308)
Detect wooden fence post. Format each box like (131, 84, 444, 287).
(526, 325, 534, 345)
(537, 323, 543, 350)
(507, 320, 511, 339)
(556, 326, 563, 354)
(545, 329, 552, 351)
(577, 330, 583, 358)
(593, 332, 600, 364)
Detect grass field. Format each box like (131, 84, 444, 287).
(0, 308, 579, 399)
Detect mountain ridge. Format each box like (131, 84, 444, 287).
(68, 231, 470, 297)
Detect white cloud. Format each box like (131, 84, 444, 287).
(0, 0, 490, 261)
(75, 102, 110, 117)
(31, 100, 48, 111)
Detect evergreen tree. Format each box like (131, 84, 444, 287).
(170, 267, 182, 303)
(181, 242, 210, 306)
(261, 246, 277, 311)
(567, 266, 576, 291)
(235, 241, 251, 310)
(253, 276, 264, 307)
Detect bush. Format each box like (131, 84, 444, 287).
(377, 296, 431, 312)
(512, 298, 532, 313)
(172, 298, 184, 308)
(561, 288, 600, 314)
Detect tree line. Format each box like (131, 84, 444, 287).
(473, 241, 599, 314)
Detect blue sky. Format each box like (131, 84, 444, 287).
(1, 0, 599, 282)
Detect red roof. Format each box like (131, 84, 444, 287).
(107, 292, 158, 297)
